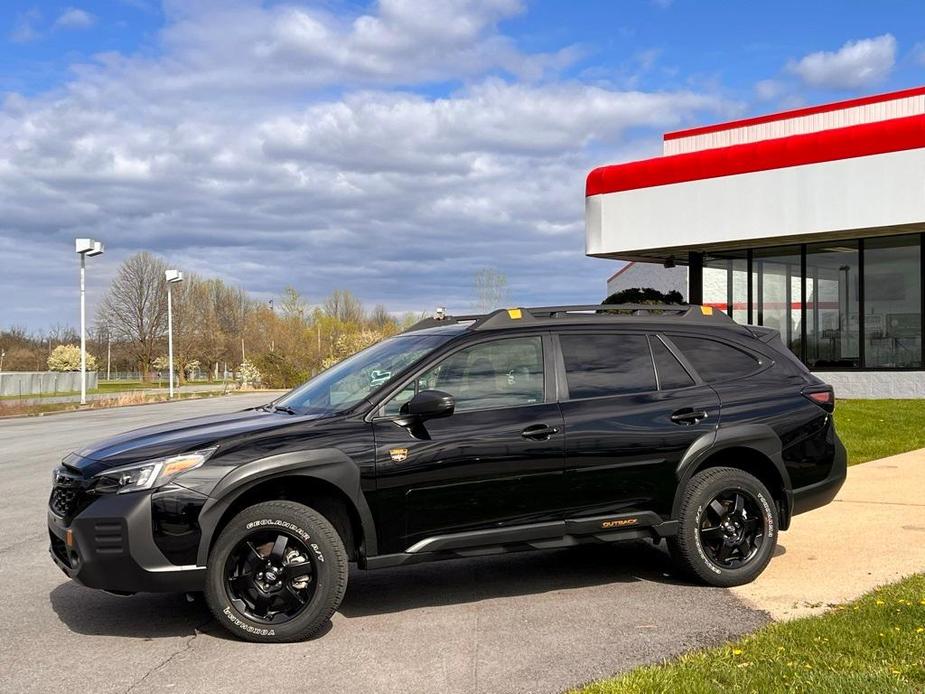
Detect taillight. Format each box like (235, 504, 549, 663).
(802, 387, 835, 412)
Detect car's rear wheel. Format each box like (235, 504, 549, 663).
(668, 466, 778, 587)
(205, 500, 347, 642)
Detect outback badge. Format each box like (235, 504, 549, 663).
(389, 448, 409, 463)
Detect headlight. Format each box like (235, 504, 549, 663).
(93, 448, 217, 494)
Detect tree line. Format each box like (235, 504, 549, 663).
(1, 252, 512, 388)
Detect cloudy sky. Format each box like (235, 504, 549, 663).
(1, 0, 924, 330)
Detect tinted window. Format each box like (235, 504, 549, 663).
(559, 333, 656, 399)
(669, 336, 759, 383)
(650, 336, 695, 389)
(385, 336, 544, 414)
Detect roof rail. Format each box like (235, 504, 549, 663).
(402, 303, 732, 333)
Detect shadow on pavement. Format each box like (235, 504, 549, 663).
(339, 540, 683, 618)
(50, 540, 685, 638)
(50, 582, 211, 639)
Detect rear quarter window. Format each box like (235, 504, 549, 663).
(668, 335, 760, 383)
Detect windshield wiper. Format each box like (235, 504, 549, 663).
(271, 404, 297, 415)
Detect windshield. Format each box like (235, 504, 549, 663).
(274, 333, 453, 416)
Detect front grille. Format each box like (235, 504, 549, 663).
(49, 467, 93, 522)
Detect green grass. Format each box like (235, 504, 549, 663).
(834, 399, 925, 466)
(573, 574, 925, 694)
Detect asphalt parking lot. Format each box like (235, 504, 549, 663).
(0, 395, 768, 694)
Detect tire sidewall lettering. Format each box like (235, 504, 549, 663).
(222, 606, 276, 637)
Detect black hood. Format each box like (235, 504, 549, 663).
(67, 407, 323, 474)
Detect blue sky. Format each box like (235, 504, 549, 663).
(1, 0, 924, 330)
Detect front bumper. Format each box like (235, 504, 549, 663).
(48, 490, 206, 594)
(791, 433, 848, 516)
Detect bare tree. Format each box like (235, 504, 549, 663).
(323, 289, 364, 323)
(368, 303, 393, 330)
(474, 267, 510, 312)
(97, 252, 168, 379)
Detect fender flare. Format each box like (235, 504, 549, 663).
(670, 424, 793, 521)
(195, 449, 377, 564)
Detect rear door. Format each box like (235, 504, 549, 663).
(557, 330, 720, 519)
(370, 333, 566, 554)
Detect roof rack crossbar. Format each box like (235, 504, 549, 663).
(401, 303, 731, 334)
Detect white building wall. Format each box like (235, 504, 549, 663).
(665, 93, 925, 155)
(606, 262, 688, 299)
(815, 372, 925, 399)
(587, 147, 925, 259)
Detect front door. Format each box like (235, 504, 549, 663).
(370, 334, 566, 554)
(556, 331, 721, 519)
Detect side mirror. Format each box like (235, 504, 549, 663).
(399, 389, 455, 421)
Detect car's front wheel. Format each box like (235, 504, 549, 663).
(668, 466, 778, 587)
(204, 500, 348, 642)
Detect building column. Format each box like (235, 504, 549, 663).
(688, 252, 703, 305)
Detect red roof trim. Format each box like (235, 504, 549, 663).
(664, 85, 925, 141)
(607, 262, 634, 282)
(587, 114, 925, 197)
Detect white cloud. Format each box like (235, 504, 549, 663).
(0, 1, 732, 328)
(788, 34, 896, 90)
(54, 8, 96, 30)
(915, 42, 925, 66)
(9, 9, 42, 43)
(754, 78, 785, 102)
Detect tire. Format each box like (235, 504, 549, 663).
(205, 500, 348, 643)
(668, 466, 778, 588)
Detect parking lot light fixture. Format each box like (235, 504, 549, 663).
(75, 238, 104, 405)
(165, 270, 184, 398)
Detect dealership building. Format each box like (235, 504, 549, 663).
(587, 86, 925, 398)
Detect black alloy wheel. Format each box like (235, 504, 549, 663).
(668, 466, 778, 587)
(224, 529, 317, 624)
(696, 489, 764, 570)
(205, 500, 348, 642)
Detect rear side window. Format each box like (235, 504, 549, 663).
(668, 335, 759, 383)
(559, 333, 656, 399)
(649, 336, 695, 389)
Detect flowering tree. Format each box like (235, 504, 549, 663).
(237, 360, 263, 388)
(47, 344, 97, 372)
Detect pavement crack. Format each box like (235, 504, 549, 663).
(834, 499, 925, 508)
(0, 533, 43, 555)
(123, 619, 210, 693)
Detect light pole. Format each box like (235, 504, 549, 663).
(75, 238, 104, 405)
(165, 269, 184, 398)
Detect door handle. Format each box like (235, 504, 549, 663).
(521, 424, 560, 440)
(670, 408, 709, 425)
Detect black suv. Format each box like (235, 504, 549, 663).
(48, 304, 846, 642)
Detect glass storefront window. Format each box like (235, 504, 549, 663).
(753, 246, 801, 356)
(863, 236, 921, 368)
(704, 251, 747, 323)
(692, 233, 924, 370)
(804, 242, 859, 368)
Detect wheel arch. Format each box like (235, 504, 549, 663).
(196, 450, 377, 564)
(672, 425, 793, 530)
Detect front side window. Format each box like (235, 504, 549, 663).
(276, 333, 452, 416)
(559, 333, 656, 399)
(669, 335, 759, 383)
(385, 336, 545, 414)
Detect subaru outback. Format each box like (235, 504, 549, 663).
(48, 304, 846, 642)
